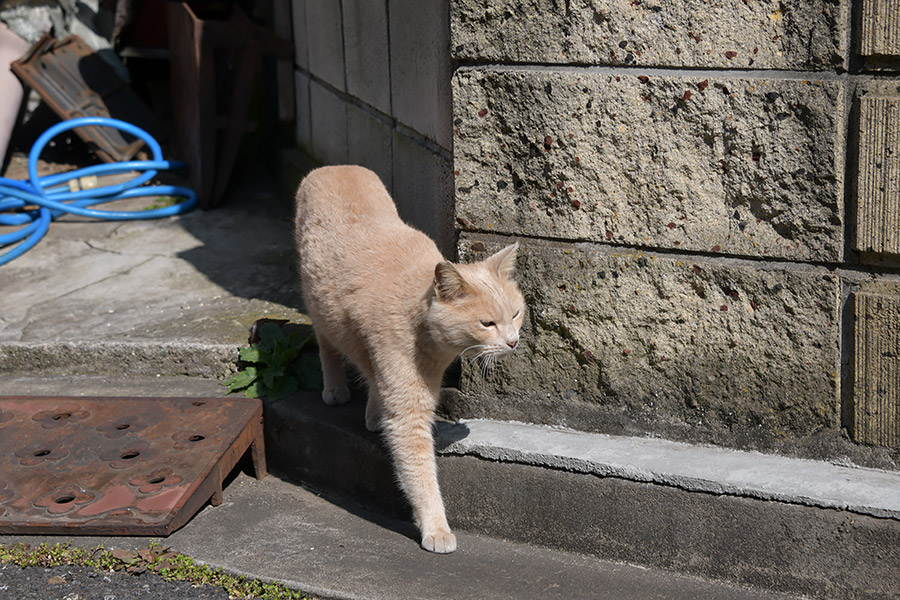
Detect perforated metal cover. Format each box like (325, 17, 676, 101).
(0, 396, 265, 535)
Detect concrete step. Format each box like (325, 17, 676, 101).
(3, 157, 897, 598)
(1, 375, 798, 600)
(265, 388, 900, 600)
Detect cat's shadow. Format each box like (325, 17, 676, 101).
(265, 389, 471, 545)
(434, 419, 471, 451)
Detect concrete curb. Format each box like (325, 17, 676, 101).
(0, 341, 238, 378)
(266, 393, 900, 599)
(435, 419, 900, 521)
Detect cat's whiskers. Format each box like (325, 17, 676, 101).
(471, 344, 506, 383)
(459, 344, 488, 359)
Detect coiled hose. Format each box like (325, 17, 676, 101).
(0, 116, 197, 266)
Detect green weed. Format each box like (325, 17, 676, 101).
(0, 541, 313, 599)
(224, 321, 322, 402)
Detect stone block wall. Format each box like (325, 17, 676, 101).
(449, 0, 900, 463)
(292, 1, 900, 464)
(291, 0, 454, 256)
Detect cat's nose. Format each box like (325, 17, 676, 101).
(506, 338, 518, 349)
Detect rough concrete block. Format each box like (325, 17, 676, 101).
(860, 0, 900, 57)
(453, 69, 845, 262)
(309, 79, 348, 165)
(392, 130, 454, 257)
(852, 284, 900, 449)
(291, 0, 308, 69)
(347, 103, 393, 191)
(389, 0, 453, 149)
(305, 0, 344, 90)
(855, 86, 900, 255)
(451, 0, 847, 70)
(294, 70, 311, 152)
(455, 234, 841, 448)
(342, 0, 391, 115)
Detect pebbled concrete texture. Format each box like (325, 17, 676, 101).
(454, 233, 845, 457)
(453, 68, 845, 262)
(451, 0, 848, 70)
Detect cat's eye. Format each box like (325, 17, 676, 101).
(513, 310, 521, 319)
(480, 320, 496, 328)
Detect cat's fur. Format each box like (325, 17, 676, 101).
(294, 165, 524, 553)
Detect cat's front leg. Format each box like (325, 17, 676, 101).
(382, 395, 456, 553)
(315, 331, 351, 405)
(365, 388, 382, 432)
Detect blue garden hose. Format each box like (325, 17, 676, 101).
(0, 116, 198, 266)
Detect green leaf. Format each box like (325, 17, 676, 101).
(244, 381, 260, 398)
(273, 345, 297, 367)
(256, 322, 287, 353)
(224, 366, 258, 392)
(262, 365, 284, 389)
(239, 346, 262, 363)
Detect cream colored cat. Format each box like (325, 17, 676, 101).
(294, 165, 524, 554)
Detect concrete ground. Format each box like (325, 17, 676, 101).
(1, 154, 897, 599)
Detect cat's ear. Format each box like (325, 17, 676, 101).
(485, 242, 519, 280)
(434, 262, 468, 301)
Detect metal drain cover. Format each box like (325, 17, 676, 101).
(0, 396, 265, 535)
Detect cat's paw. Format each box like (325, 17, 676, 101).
(421, 529, 457, 554)
(365, 415, 382, 432)
(322, 387, 351, 405)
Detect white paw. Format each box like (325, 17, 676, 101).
(421, 529, 457, 554)
(322, 387, 351, 405)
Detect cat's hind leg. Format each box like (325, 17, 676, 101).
(316, 331, 351, 405)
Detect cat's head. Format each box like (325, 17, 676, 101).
(429, 243, 525, 359)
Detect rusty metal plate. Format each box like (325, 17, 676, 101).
(11, 34, 165, 162)
(0, 396, 265, 535)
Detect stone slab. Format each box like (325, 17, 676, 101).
(855, 88, 900, 255)
(291, 0, 308, 70)
(392, 130, 455, 257)
(309, 79, 348, 165)
(453, 68, 845, 262)
(294, 70, 311, 152)
(342, 0, 391, 115)
(347, 103, 394, 192)
(853, 284, 900, 449)
(860, 0, 900, 57)
(455, 234, 841, 449)
(304, 0, 344, 91)
(389, 0, 453, 149)
(451, 0, 848, 70)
